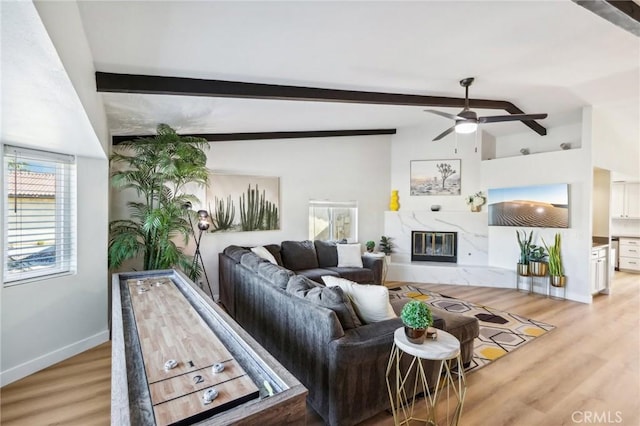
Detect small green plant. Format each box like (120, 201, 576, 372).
(365, 240, 376, 252)
(400, 300, 433, 329)
(516, 229, 533, 264)
(380, 236, 393, 255)
(528, 244, 547, 262)
(543, 233, 564, 276)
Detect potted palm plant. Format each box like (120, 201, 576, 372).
(400, 300, 434, 344)
(543, 233, 566, 287)
(108, 124, 210, 281)
(516, 229, 532, 276)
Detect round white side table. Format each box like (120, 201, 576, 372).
(385, 328, 467, 426)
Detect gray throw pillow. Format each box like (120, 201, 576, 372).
(314, 240, 339, 267)
(224, 245, 251, 262)
(240, 252, 267, 271)
(287, 275, 362, 329)
(280, 240, 319, 271)
(257, 262, 294, 289)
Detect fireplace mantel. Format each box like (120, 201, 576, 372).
(383, 211, 515, 288)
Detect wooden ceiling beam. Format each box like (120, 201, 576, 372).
(96, 72, 547, 136)
(112, 128, 397, 145)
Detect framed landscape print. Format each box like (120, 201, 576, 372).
(206, 173, 280, 232)
(410, 159, 461, 196)
(488, 183, 569, 228)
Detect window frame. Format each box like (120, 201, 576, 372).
(308, 200, 359, 243)
(3, 145, 77, 286)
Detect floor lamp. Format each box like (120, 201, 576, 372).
(185, 204, 213, 298)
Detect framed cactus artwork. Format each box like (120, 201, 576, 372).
(206, 173, 280, 232)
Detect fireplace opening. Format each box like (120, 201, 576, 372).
(411, 231, 457, 263)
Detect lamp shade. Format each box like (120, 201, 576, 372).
(455, 120, 478, 134)
(197, 209, 209, 220)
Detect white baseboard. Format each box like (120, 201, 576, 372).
(0, 330, 109, 387)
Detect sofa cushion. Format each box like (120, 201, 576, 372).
(314, 240, 339, 267)
(287, 275, 362, 329)
(337, 243, 363, 268)
(240, 252, 268, 271)
(322, 276, 396, 324)
(223, 245, 251, 262)
(257, 262, 295, 289)
(297, 268, 339, 284)
(325, 267, 374, 284)
(251, 246, 278, 264)
(281, 240, 319, 271)
(263, 244, 284, 266)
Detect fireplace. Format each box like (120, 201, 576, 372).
(411, 231, 457, 263)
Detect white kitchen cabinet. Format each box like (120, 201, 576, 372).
(590, 247, 609, 294)
(619, 238, 640, 273)
(612, 182, 640, 219)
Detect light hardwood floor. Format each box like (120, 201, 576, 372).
(1, 272, 638, 425)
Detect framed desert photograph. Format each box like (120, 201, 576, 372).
(488, 183, 569, 228)
(410, 159, 461, 196)
(206, 173, 280, 232)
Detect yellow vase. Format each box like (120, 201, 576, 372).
(389, 190, 400, 211)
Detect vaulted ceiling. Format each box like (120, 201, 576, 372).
(68, 1, 640, 143)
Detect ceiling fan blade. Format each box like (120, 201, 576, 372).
(433, 126, 456, 141)
(478, 113, 548, 124)
(424, 109, 464, 121)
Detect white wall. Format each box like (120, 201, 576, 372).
(592, 167, 610, 238)
(390, 125, 483, 212)
(483, 149, 592, 303)
(1, 1, 109, 385)
(109, 135, 392, 298)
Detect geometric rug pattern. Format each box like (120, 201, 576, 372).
(388, 284, 556, 374)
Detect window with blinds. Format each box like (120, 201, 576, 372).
(3, 145, 76, 284)
(309, 200, 358, 242)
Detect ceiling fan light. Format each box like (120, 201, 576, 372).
(455, 121, 478, 134)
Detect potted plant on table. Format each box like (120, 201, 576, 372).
(528, 244, 548, 276)
(543, 233, 566, 287)
(516, 229, 532, 276)
(400, 300, 434, 344)
(379, 236, 393, 256)
(365, 240, 376, 253)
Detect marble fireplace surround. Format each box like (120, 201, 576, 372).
(384, 211, 514, 288)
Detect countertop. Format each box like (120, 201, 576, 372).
(612, 235, 640, 239)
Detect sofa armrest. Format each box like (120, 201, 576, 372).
(361, 255, 383, 285)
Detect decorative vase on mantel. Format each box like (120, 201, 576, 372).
(470, 205, 481, 212)
(389, 190, 400, 211)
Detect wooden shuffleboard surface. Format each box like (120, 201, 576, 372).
(127, 277, 260, 426)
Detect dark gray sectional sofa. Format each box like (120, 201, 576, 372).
(218, 240, 479, 426)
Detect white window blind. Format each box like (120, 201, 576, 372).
(3, 145, 76, 284)
(309, 200, 358, 242)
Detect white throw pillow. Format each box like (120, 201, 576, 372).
(336, 243, 363, 268)
(322, 276, 396, 324)
(251, 246, 278, 265)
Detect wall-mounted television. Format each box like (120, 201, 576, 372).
(488, 183, 569, 228)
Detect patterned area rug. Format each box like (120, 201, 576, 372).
(388, 284, 555, 373)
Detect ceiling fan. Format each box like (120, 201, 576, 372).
(424, 77, 548, 141)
